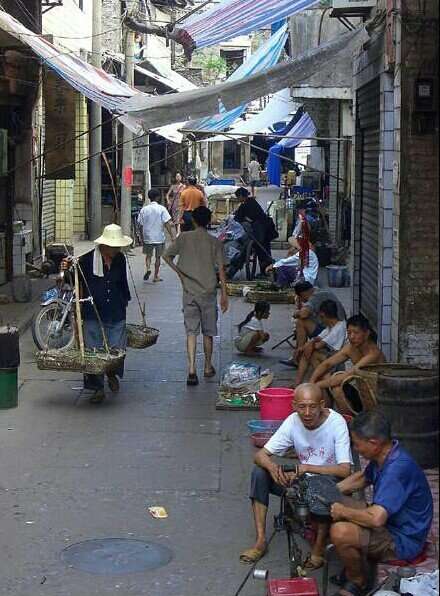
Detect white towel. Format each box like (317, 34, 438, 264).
(93, 247, 104, 277)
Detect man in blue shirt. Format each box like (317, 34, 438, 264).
(329, 410, 433, 596)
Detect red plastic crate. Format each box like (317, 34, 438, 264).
(267, 577, 319, 595)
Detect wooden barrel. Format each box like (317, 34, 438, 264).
(376, 368, 438, 469)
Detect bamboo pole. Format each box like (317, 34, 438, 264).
(74, 263, 85, 361)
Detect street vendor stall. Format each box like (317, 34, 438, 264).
(205, 184, 241, 225)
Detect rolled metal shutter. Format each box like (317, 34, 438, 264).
(357, 79, 380, 329)
(41, 179, 56, 245)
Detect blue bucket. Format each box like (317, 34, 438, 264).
(326, 265, 348, 288)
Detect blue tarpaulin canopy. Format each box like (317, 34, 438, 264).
(267, 112, 316, 186)
(182, 24, 288, 134)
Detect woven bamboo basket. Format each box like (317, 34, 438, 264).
(126, 324, 160, 349)
(338, 363, 425, 416)
(35, 348, 126, 375)
(245, 289, 296, 304)
(225, 280, 271, 297)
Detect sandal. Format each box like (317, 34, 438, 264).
(336, 581, 366, 596)
(239, 547, 267, 564)
(303, 553, 324, 570)
(187, 373, 199, 386)
(204, 366, 216, 378)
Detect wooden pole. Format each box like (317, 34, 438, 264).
(74, 263, 85, 361)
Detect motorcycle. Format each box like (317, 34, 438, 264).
(32, 271, 76, 351)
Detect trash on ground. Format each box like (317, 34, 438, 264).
(148, 506, 168, 519)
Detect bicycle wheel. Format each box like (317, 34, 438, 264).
(32, 304, 75, 351)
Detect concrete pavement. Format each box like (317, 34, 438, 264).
(0, 241, 356, 596)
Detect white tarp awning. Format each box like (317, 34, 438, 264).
(120, 27, 365, 131)
(207, 88, 299, 142)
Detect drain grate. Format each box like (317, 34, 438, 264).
(61, 538, 173, 575)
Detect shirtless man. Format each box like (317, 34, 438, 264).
(310, 314, 386, 413)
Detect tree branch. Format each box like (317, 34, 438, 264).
(123, 15, 195, 61)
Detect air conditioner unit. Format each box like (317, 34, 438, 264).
(332, 0, 376, 8)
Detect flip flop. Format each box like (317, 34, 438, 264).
(303, 553, 324, 570)
(239, 547, 267, 564)
(153, 278, 163, 283)
(204, 366, 216, 378)
(187, 373, 199, 386)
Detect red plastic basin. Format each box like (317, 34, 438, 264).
(258, 387, 295, 421)
(267, 577, 319, 595)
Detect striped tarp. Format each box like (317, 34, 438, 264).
(176, 0, 319, 50)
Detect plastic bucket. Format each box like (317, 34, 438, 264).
(326, 265, 348, 288)
(0, 368, 18, 409)
(258, 387, 295, 421)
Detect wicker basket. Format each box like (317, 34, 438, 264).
(225, 280, 275, 297)
(338, 363, 432, 416)
(35, 348, 126, 375)
(126, 324, 160, 349)
(245, 289, 296, 304)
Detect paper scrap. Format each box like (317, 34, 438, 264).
(148, 506, 168, 519)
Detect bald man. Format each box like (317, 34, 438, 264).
(240, 383, 352, 566)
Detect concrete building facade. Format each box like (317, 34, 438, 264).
(350, 0, 439, 366)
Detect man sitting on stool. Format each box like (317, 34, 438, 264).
(280, 281, 346, 368)
(240, 383, 351, 567)
(330, 410, 433, 596)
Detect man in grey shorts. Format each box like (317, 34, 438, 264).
(138, 188, 175, 282)
(164, 206, 229, 386)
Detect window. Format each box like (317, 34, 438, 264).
(220, 49, 245, 77)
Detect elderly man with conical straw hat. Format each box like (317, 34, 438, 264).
(63, 224, 132, 403)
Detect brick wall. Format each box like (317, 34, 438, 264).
(393, 0, 439, 367)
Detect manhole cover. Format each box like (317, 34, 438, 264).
(61, 538, 173, 575)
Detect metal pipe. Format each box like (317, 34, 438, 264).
(89, 0, 102, 239)
(120, 15, 135, 235)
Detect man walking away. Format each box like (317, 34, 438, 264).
(164, 206, 229, 386)
(248, 154, 261, 196)
(179, 176, 206, 232)
(138, 189, 176, 282)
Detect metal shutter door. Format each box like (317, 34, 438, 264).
(358, 79, 380, 329)
(41, 179, 56, 245)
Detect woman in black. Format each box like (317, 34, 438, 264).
(234, 187, 273, 276)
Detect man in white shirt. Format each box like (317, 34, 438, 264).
(137, 189, 175, 282)
(293, 299, 347, 388)
(247, 154, 261, 195)
(239, 383, 351, 567)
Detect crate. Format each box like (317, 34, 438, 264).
(267, 577, 319, 595)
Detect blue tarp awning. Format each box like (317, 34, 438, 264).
(267, 112, 316, 186)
